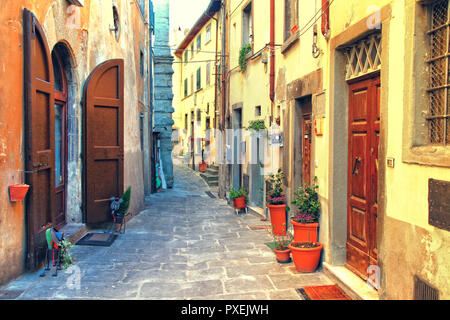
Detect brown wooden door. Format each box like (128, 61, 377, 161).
(23, 9, 56, 269)
(302, 115, 312, 186)
(83, 59, 124, 224)
(346, 75, 380, 280)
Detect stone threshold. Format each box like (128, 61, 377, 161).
(59, 223, 88, 245)
(247, 206, 267, 220)
(322, 262, 380, 300)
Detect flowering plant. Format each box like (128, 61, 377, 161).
(270, 223, 293, 250)
(291, 177, 321, 223)
(266, 169, 286, 205)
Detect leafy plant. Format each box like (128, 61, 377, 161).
(229, 187, 248, 202)
(291, 177, 321, 223)
(266, 168, 286, 205)
(60, 239, 74, 269)
(117, 186, 131, 216)
(245, 119, 266, 131)
(239, 44, 252, 72)
(270, 223, 293, 250)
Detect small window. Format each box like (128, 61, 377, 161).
(191, 45, 194, 59)
(197, 109, 201, 122)
(184, 78, 188, 97)
(243, 2, 253, 47)
(191, 74, 194, 95)
(184, 50, 188, 63)
(196, 67, 202, 91)
(139, 50, 144, 78)
(255, 106, 261, 117)
(185, 114, 188, 129)
(207, 103, 210, 115)
(197, 34, 202, 52)
(206, 23, 211, 43)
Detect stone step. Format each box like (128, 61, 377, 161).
(200, 173, 219, 182)
(206, 167, 219, 175)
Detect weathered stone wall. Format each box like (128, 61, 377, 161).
(153, 0, 174, 187)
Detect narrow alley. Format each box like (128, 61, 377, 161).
(1, 161, 332, 300)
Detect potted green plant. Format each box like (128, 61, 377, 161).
(229, 187, 248, 214)
(289, 241, 323, 272)
(266, 169, 288, 236)
(290, 177, 321, 242)
(270, 223, 293, 263)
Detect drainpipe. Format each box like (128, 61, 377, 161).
(269, 0, 275, 105)
(221, 0, 226, 130)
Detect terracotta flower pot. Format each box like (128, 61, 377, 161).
(289, 242, 323, 273)
(9, 184, 30, 202)
(268, 203, 287, 236)
(199, 161, 207, 173)
(291, 219, 319, 243)
(274, 246, 291, 263)
(233, 196, 246, 209)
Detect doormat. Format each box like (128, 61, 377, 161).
(296, 285, 351, 300)
(75, 232, 117, 247)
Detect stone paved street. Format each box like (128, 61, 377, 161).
(1, 162, 333, 300)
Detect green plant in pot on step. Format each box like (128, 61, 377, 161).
(229, 187, 248, 214)
(289, 176, 323, 272)
(290, 177, 321, 242)
(270, 223, 293, 263)
(266, 169, 288, 236)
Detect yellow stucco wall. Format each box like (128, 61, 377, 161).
(173, 13, 220, 164)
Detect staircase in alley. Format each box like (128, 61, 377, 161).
(200, 164, 219, 187)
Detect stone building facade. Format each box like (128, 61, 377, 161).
(152, 0, 174, 188)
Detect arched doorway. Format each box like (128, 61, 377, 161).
(51, 48, 68, 228)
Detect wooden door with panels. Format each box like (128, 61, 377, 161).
(23, 8, 56, 269)
(83, 59, 124, 224)
(346, 75, 380, 280)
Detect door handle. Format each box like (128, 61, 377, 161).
(352, 157, 361, 175)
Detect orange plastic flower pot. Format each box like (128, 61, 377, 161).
(199, 162, 207, 173)
(274, 247, 291, 263)
(233, 196, 246, 209)
(9, 184, 30, 202)
(289, 242, 323, 273)
(268, 204, 287, 236)
(291, 220, 319, 243)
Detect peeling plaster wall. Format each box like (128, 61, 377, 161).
(0, 0, 148, 285)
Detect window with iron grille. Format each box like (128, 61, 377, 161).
(426, 0, 450, 145)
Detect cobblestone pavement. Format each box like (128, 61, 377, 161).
(1, 162, 333, 300)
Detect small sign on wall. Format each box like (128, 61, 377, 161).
(314, 117, 324, 136)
